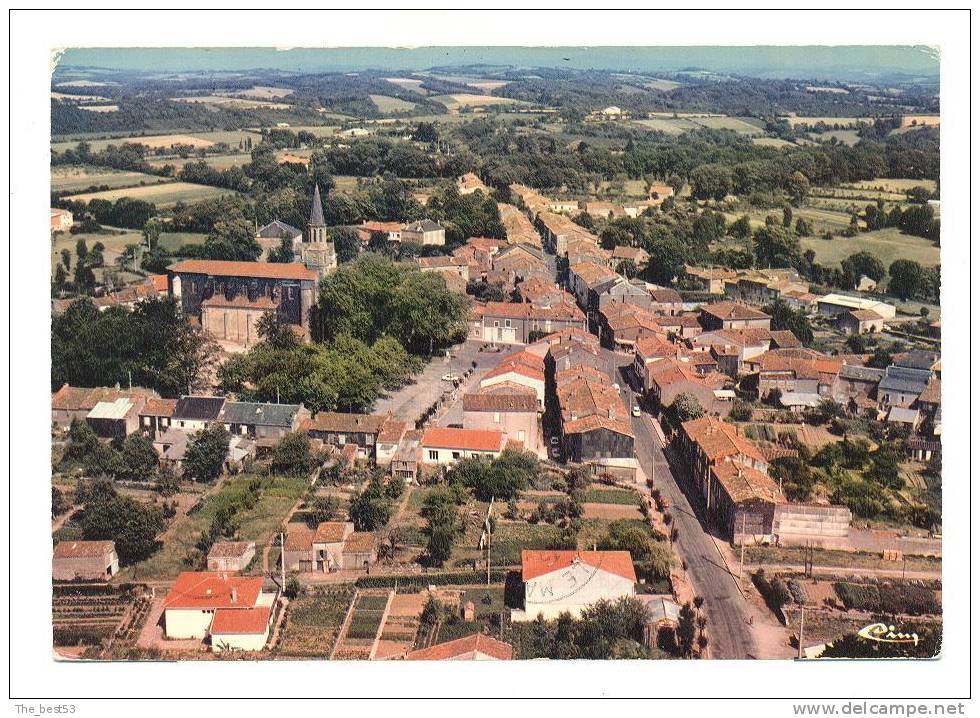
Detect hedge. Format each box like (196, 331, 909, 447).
(355, 570, 509, 591)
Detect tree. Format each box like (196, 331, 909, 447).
(888, 259, 926, 301)
(201, 218, 261, 261)
(765, 299, 814, 346)
(347, 480, 394, 531)
(689, 164, 733, 201)
(785, 171, 810, 205)
(728, 215, 752, 239)
(677, 602, 697, 657)
(616, 259, 638, 279)
(332, 226, 362, 264)
(672, 393, 705, 424)
(305, 495, 341, 527)
(182, 424, 230, 482)
(411, 122, 439, 143)
(847, 251, 886, 283)
(119, 432, 159, 481)
(782, 205, 793, 228)
(52, 486, 71, 518)
(256, 310, 299, 350)
(60, 249, 72, 271)
(79, 495, 165, 565)
(644, 235, 688, 285)
(271, 432, 317, 476)
(753, 225, 802, 270)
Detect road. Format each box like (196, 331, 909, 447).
(600, 348, 757, 659)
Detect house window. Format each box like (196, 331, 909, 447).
(452, 451, 461, 460)
(493, 320, 500, 328)
(494, 412, 500, 423)
(505, 319, 511, 328)
(428, 450, 439, 461)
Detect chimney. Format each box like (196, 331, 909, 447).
(231, 587, 238, 604)
(608, 406, 614, 419)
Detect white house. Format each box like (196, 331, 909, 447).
(513, 550, 637, 622)
(163, 572, 276, 652)
(419, 427, 506, 466)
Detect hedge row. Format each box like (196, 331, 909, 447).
(355, 570, 509, 590)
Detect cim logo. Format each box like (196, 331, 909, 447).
(857, 623, 920, 646)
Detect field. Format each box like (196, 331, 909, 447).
(80, 105, 120, 113)
(66, 182, 238, 207)
(51, 166, 172, 194)
(52, 584, 151, 649)
(489, 523, 562, 565)
(690, 116, 764, 135)
(429, 93, 523, 110)
(632, 117, 700, 135)
(277, 585, 354, 658)
(218, 85, 294, 100)
(51, 229, 143, 276)
(172, 95, 291, 110)
(783, 116, 876, 127)
(808, 129, 862, 146)
(644, 78, 681, 91)
(51, 91, 112, 103)
(848, 178, 938, 193)
(369, 94, 416, 113)
(157, 231, 209, 253)
(753, 137, 796, 149)
(52, 130, 264, 154)
(119, 474, 308, 581)
(384, 77, 428, 94)
(801, 228, 940, 268)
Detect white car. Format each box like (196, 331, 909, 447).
(441, 373, 461, 383)
(549, 436, 560, 446)
(632, 406, 641, 417)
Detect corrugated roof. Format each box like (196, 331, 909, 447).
(87, 398, 136, 420)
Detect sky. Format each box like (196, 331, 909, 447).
(57, 46, 939, 82)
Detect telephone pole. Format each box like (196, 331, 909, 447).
(797, 603, 806, 659)
(738, 512, 747, 578)
(279, 531, 286, 591)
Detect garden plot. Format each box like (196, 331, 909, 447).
(277, 586, 354, 658)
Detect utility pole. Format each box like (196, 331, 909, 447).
(797, 602, 805, 660)
(280, 531, 286, 591)
(739, 512, 747, 578)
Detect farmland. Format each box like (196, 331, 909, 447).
(53, 583, 152, 651)
(429, 93, 523, 111)
(52, 130, 263, 154)
(51, 166, 172, 194)
(801, 228, 940, 268)
(384, 77, 428, 94)
(172, 95, 291, 110)
(277, 585, 354, 658)
(847, 177, 937, 194)
(218, 85, 294, 100)
(369, 94, 416, 113)
(66, 181, 239, 207)
(146, 153, 252, 172)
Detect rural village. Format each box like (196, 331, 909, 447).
(49, 57, 942, 663)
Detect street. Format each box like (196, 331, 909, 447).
(599, 348, 757, 659)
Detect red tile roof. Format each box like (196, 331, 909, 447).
(164, 572, 264, 610)
(149, 274, 169, 293)
(53, 540, 115, 559)
(700, 301, 770, 322)
(168, 259, 317, 281)
(522, 550, 637, 582)
(314, 522, 352, 544)
(406, 633, 513, 660)
(562, 414, 634, 438)
(140, 398, 178, 418)
(681, 416, 767, 464)
(482, 362, 545, 383)
(462, 390, 538, 413)
(210, 606, 272, 635)
(421, 427, 505, 452)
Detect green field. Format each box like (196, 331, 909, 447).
(691, 116, 764, 135)
(848, 178, 938, 194)
(147, 153, 252, 171)
(51, 166, 173, 194)
(52, 130, 263, 154)
(429, 93, 523, 111)
(67, 181, 238, 207)
(632, 117, 700, 135)
(369, 94, 416, 113)
(752, 137, 796, 149)
(808, 129, 862, 146)
(801, 228, 940, 269)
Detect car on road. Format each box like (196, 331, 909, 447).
(441, 373, 461, 383)
(632, 405, 641, 417)
(549, 446, 562, 459)
(549, 436, 560, 446)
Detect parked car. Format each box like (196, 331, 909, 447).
(632, 405, 641, 417)
(441, 373, 460, 382)
(549, 436, 560, 446)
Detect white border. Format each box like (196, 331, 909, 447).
(6, 6, 972, 708)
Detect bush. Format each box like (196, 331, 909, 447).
(354, 570, 509, 591)
(752, 570, 791, 619)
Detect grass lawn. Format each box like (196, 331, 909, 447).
(848, 177, 937, 194)
(801, 228, 939, 269)
(691, 116, 764, 135)
(752, 137, 796, 149)
(460, 585, 506, 619)
(631, 117, 700, 135)
(51, 229, 143, 273)
(66, 181, 239, 207)
(119, 473, 308, 582)
(158, 231, 208, 253)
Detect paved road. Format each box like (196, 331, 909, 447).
(600, 348, 756, 659)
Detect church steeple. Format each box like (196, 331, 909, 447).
(309, 183, 326, 228)
(306, 184, 327, 244)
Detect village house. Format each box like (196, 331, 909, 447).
(681, 265, 738, 295)
(547, 338, 603, 376)
(648, 287, 684, 316)
(51, 207, 74, 233)
(836, 309, 885, 334)
(283, 522, 377, 572)
(675, 416, 771, 506)
(537, 211, 600, 256)
(305, 412, 395, 460)
(86, 395, 147, 439)
(390, 430, 423, 484)
(833, 364, 885, 406)
(756, 352, 843, 400)
(724, 269, 809, 307)
(491, 243, 551, 284)
(600, 304, 665, 351)
(168, 259, 318, 339)
(513, 550, 636, 622)
(480, 354, 547, 408)
(463, 386, 541, 454)
(555, 374, 636, 477)
(580, 200, 627, 220)
(416, 255, 471, 283)
(567, 261, 618, 311)
(401, 219, 446, 246)
(468, 300, 586, 345)
(705, 461, 785, 543)
(632, 335, 686, 392)
(515, 276, 566, 307)
(689, 328, 800, 377)
(878, 365, 933, 409)
(376, 419, 409, 467)
(207, 541, 256, 572)
(591, 276, 652, 318)
(53, 540, 119, 581)
(566, 238, 612, 267)
(217, 401, 309, 448)
(171, 396, 226, 432)
(699, 301, 772, 331)
(405, 633, 513, 661)
(611, 245, 649, 268)
(138, 398, 177, 439)
(653, 313, 703, 340)
(163, 571, 276, 653)
(356, 220, 403, 243)
(781, 288, 819, 314)
(52, 385, 158, 432)
(420, 427, 507, 467)
(457, 172, 490, 195)
(648, 359, 734, 417)
(254, 219, 302, 261)
(498, 202, 543, 247)
(816, 293, 896, 320)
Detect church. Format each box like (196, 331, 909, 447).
(166, 185, 335, 348)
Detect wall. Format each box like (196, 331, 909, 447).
(165, 608, 213, 639)
(463, 408, 540, 454)
(520, 565, 635, 622)
(211, 630, 269, 653)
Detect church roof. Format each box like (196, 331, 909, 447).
(309, 184, 325, 226)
